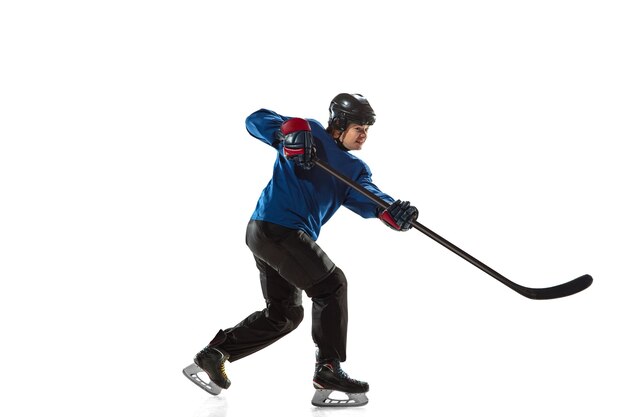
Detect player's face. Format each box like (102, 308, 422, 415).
(339, 123, 370, 151)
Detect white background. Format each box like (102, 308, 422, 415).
(1, 1, 625, 416)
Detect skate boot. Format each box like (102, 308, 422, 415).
(311, 359, 369, 407)
(182, 346, 230, 395)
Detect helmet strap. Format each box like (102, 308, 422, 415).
(333, 130, 349, 152)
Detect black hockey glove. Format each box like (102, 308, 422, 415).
(280, 118, 315, 170)
(378, 200, 418, 231)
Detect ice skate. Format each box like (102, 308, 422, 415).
(182, 346, 230, 395)
(311, 359, 369, 407)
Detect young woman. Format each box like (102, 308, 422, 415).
(186, 93, 418, 407)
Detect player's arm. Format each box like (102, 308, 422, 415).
(245, 110, 316, 170)
(245, 109, 288, 148)
(343, 167, 418, 231)
(342, 166, 393, 217)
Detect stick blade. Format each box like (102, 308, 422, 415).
(517, 274, 593, 300)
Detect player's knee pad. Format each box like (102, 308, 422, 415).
(305, 266, 347, 299)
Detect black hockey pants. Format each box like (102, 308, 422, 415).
(208, 220, 348, 363)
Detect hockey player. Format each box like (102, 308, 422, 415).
(183, 93, 418, 407)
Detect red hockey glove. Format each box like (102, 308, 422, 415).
(280, 118, 315, 170)
(379, 200, 418, 231)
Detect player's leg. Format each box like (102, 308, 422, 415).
(246, 220, 369, 406)
(306, 268, 369, 407)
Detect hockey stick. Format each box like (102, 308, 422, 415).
(313, 158, 592, 300)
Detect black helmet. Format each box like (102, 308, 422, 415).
(328, 93, 376, 132)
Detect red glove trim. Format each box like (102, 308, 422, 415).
(379, 210, 401, 230)
(281, 118, 311, 135)
(283, 147, 305, 157)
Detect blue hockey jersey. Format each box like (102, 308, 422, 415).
(246, 109, 394, 241)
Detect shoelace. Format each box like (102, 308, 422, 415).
(200, 347, 229, 380)
(218, 360, 228, 380)
(337, 367, 361, 384)
(323, 361, 362, 385)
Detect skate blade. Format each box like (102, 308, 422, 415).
(311, 389, 368, 407)
(182, 363, 222, 396)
